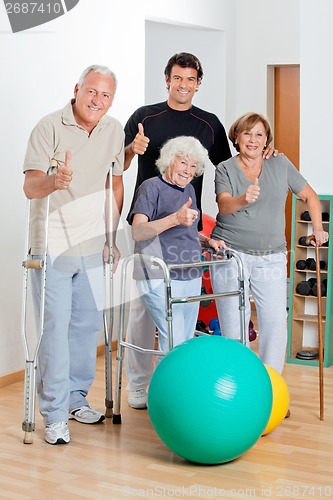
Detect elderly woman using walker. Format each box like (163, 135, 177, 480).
(128, 135, 226, 358)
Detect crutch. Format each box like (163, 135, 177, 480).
(104, 164, 115, 418)
(306, 235, 324, 420)
(21, 196, 50, 444)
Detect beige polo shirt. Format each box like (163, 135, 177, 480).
(24, 100, 124, 257)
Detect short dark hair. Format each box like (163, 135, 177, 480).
(164, 52, 203, 82)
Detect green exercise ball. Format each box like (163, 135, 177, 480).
(148, 335, 272, 464)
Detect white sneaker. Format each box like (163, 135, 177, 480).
(45, 422, 70, 445)
(128, 389, 148, 409)
(69, 406, 105, 424)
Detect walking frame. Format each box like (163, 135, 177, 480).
(21, 166, 115, 443)
(112, 249, 246, 425)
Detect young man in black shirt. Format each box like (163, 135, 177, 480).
(124, 52, 232, 230)
(123, 52, 232, 409)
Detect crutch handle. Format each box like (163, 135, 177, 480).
(22, 259, 44, 269)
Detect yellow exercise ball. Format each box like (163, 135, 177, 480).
(262, 365, 290, 435)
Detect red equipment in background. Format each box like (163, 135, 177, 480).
(198, 213, 257, 342)
(198, 214, 218, 327)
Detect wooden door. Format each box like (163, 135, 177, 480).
(274, 65, 300, 275)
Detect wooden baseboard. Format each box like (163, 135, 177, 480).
(0, 341, 118, 389)
(0, 370, 25, 388)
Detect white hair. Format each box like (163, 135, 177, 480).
(155, 136, 209, 177)
(77, 64, 117, 90)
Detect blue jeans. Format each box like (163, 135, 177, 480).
(210, 251, 288, 374)
(31, 254, 104, 425)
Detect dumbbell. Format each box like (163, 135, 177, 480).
(301, 211, 330, 221)
(298, 236, 311, 246)
(249, 320, 257, 342)
(296, 259, 307, 270)
(209, 318, 221, 336)
(196, 320, 210, 334)
(301, 211, 311, 221)
(296, 280, 312, 296)
(296, 258, 326, 270)
(296, 278, 316, 296)
(312, 279, 327, 297)
(299, 235, 329, 247)
(305, 258, 326, 271)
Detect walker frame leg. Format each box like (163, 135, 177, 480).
(112, 345, 123, 424)
(112, 250, 246, 425)
(104, 306, 113, 418)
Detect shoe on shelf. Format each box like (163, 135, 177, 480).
(128, 389, 148, 409)
(69, 406, 105, 424)
(45, 422, 70, 445)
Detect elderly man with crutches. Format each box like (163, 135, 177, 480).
(21, 64, 124, 445)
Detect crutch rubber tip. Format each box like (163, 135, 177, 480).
(23, 432, 33, 444)
(112, 414, 122, 424)
(105, 408, 113, 418)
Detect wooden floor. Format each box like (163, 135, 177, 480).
(1, 340, 333, 500)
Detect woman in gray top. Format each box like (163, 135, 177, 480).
(210, 112, 328, 376)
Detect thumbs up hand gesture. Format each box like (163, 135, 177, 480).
(245, 177, 260, 204)
(132, 123, 150, 155)
(55, 151, 73, 191)
(176, 197, 199, 226)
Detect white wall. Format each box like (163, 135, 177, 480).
(1, 0, 330, 378)
(300, 0, 333, 192)
(233, 0, 300, 119)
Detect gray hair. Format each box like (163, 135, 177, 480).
(155, 136, 209, 177)
(77, 64, 118, 91)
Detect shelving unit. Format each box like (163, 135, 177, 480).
(287, 194, 333, 367)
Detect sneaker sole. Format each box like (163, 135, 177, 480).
(68, 414, 105, 424)
(128, 402, 147, 410)
(45, 437, 70, 445)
